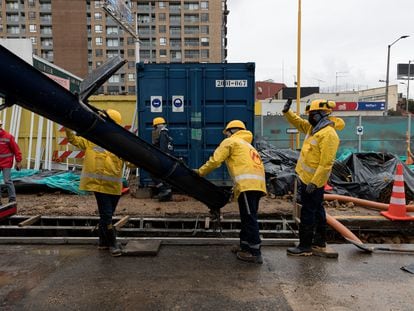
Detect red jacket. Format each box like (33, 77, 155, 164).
(0, 129, 22, 168)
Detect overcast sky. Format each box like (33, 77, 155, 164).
(226, 0, 414, 96)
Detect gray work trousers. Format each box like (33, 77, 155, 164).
(1, 168, 16, 202)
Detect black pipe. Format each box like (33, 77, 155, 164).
(0, 46, 230, 210)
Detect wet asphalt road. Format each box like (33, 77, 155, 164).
(0, 244, 413, 311)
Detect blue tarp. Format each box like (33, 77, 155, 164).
(0, 169, 88, 195)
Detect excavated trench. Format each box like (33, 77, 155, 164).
(0, 215, 412, 245)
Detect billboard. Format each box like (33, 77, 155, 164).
(103, 0, 136, 38)
(397, 63, 414, 80)
(333, 102, 385, 111)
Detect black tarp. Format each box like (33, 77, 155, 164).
(256, 140, 414, 203)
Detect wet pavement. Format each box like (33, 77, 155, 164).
(0, 243, 413, 310)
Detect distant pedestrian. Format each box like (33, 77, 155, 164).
(282, 98, 345, 258)
(195, 120, 267, 264)
(65, 109, 124, 257)
(151, 117, 174, 202)
(0, 119, 22, 204)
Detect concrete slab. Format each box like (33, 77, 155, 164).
(0, 244, 413, 310)
(122, 240, 161, 256)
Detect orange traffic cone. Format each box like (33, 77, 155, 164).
(381, 163, 414, 221)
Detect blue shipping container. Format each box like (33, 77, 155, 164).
(137, 62, 255, 186)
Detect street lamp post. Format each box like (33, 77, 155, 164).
(385, 35, 409, 115)
(335, 71, 348, 93)
(407, 60, 413, 113)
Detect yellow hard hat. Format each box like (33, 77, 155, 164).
(153, 117, 166, 127)
(106, 109, 122, 125)
(223, 120, 246, 134)
(305, 99, 336, 114)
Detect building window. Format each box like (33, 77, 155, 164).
(184, 14, 198, 23)
(40, 26, 52, 35)
(185, 2, 199, 10)
(94, 25, 103, 33)
(29, 24, 36, 33)
(185, 50, 199, 59)
(95, 37, 103, 45)
(201, 37, 209, 46)
(159, 37, 167, 46)
(107, 50, 118, 58)
(94, 1, 104, 9)
(171, 51, 182, 60)
(128, 73, 135, 81)
(28, 11, 36, 20)
(127, 37, 135, 45)
(128, 61, 135, 68)
(159, 13, 166, 21)
(185, 38, 199, 47)
(160, 49, 167, 57)
(30, 36, 37, 44)
(159, 1, 166, 9)
(109, 74, 120, 83)
(28, 0, 35, 7)
(201, 13, 209, 22)
(7, 2, 19, 10)
(200, 25, 209, 34)
(95, 49, 103, 57)
(41, 38, 53, 47)
(127, 49, 135, 57)
(184, 26, 198, 34)
(159, 25, 166, 33)
(201, 1, 209, 10)
(106, 26, 118, 35)
(201, 49, 209, 58)
(94, 12, 102, 20)
(107, 39, 119, 47)
(96, 61, 102, 67)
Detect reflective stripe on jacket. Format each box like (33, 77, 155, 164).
(0, 130, 22, 168)
(284, 110, 345, 187)
(198, 130, 267, 200)
(65, 129, 123, 195)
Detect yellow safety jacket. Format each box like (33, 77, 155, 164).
(284, 110, 345, 187)
(65, 129, 123, 195)
(198, 130, 267, 200)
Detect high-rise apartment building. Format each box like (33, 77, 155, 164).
(0, 0, 229, 95)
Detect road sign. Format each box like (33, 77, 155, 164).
(151, 96, 162, 113)
(356, 125, 364, 136)
(172, 95, 184, 112)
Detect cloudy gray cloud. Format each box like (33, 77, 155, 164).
(227, 0, 414, 95)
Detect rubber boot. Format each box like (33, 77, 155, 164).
(106, 224, 122, 257)
(312, 225, 338, 258)
(158, 188, 172, 202)
(97, 224, 109, 250)
(287, 224, 313, 256)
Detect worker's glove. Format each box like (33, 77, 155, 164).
(305, 183, 317, 194)
(282, 98, 293, 113)
(193, 169, 199, 175)
(15, 161, 21, 171)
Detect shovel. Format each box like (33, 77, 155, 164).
(345, 237, 414, 254)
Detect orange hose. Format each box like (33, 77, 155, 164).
(324, 193, 414, 212)
(326, 213, 362, 244)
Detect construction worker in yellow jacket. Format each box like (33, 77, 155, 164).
(65, 109, 124, 257)
(195, 120, 267, 264)
(283, 99, 345, 257)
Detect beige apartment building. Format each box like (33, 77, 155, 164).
(0, 0, 229, 95)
